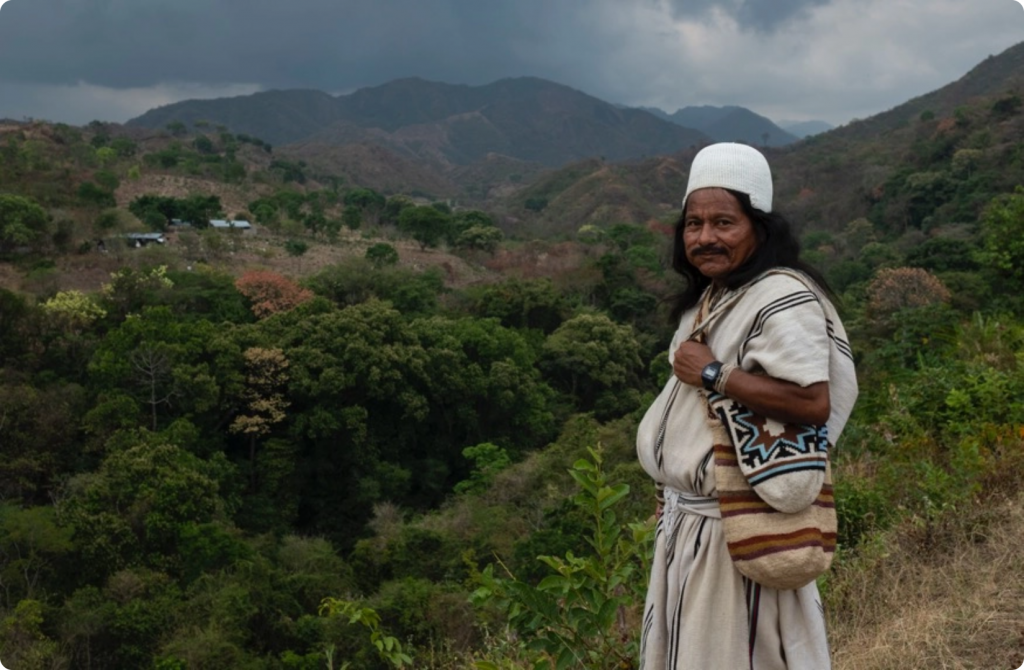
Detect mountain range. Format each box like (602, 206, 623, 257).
(128, 77, 708, 169)
(125, 39, 1024, 238)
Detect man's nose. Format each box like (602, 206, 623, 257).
(697, 222, 717, 245)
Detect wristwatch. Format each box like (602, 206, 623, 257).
(700, 361, 724, 391)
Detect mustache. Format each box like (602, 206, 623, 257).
(691, 245, 727, 256)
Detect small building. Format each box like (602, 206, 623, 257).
(123, 232, 167, 247)
(209, 219, 253, 232)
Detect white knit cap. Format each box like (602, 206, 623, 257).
(682, 142, 773, 213)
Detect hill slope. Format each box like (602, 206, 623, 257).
(769, 39, 1024, 235)
(516, 39, 1024, 235)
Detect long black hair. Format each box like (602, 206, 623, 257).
(669, 189, 832, 323)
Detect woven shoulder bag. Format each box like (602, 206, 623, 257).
(691, 273, 837, 590)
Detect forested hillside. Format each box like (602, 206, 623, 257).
(2, 46, 1024, 668)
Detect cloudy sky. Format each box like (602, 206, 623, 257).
(0, 0, 1021, 128)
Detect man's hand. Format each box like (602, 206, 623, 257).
(673, 341, 717, 387)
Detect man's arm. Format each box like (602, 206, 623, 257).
(673, 340, 830, 425)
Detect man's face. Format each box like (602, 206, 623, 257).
(683, 188, 760, 282)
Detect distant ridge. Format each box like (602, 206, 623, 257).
(127, 77, 708, 168)
(778, 120, 833, 138)
(642, 105, 800, 147)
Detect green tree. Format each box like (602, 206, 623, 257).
(0, 381, 88, 504)
(342, 205, 362, 231)
(977, 187, 1024, 291)
(472, 278, 569, 334)
(0, 505, 74, 602)
(42, 288, 102, 319)
(541, 313, 644, 418)
(524, 197, 548, 212)
(88, 305, 228, 430)
(129, 194, 179, 228)
(398, 206, 451, 250)
(100, 265, 175, 319)
(94, 146, 117, 167)
(0, 598, 65, 668)
(178, 194, 223, 228)
(77, 181, 117, 208)
(62, 440, 225, 578)
(165, 121, 188, 137)
(382, 195, 414, 225)
(455, 225, 503, 253)
(193, 135, 215, 155)
(0, 194, 49, 254)
(284, 239, 310, 273)
(365, 243, 400, 268)
(110, 137, 138, 158)
(453, 443, 511, 495)
(343, 188, 386, 212)
(94, 169, 120, 192)
(319, 599, 413, 668)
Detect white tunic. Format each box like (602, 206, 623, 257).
(636, 273, 857, 670)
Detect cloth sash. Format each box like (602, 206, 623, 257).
(662, 486, 721, 534)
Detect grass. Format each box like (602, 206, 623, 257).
(827, 495, 1024, 670)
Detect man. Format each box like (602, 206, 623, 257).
(636, 143, 858, 669)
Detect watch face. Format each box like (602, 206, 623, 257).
(701, 362, 722, 389)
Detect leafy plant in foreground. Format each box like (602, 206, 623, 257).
(319, 598, 413, 669)
(471, 448, 653, 670)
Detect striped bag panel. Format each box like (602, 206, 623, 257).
(712, 436, 837, 590)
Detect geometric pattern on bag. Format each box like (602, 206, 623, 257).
(712, 436, 837, 591)
(708, 391, 829, 489)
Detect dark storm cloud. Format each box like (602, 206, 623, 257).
(0, 0, 587, 91)
(0, 0, 1020, 127)
(663, 0, 830, 31)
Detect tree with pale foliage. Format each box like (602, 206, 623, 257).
(231, 347, 290, 490)
(101, 265, 174, 319)
(234, 270, 313, 319)
(867, 267, 950, 320)
(41, 290, 106, 333)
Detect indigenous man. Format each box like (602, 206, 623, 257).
(636, 142, 858, 670)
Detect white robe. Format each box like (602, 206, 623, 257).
(637, 272, 858, 670)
